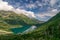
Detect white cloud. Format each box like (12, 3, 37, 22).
(25, 0, 44, 9)
(26, 3, 37, 9)
(0, 0, 36, 18)
(0, 0, 59, 21)
(0, 0, 14, 11)
(14, 8, 36, 18)
(36, 9, 59, 18)
(25, 1, 43, 9)
(52, 9, 58, 12)
(35, 1, 42, 7)
(50, 0, 58, 6)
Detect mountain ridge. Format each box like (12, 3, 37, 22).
(0, 12, 60, 40)
(0, 10, 43, 33)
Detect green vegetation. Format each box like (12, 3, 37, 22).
(0, 11, 60, 40)
(0, 10, 41, 31)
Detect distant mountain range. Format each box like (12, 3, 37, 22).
(0, 10, 43, 34)
(0, 12, 59, 40)
(0, 10, 60, 40)
(21, 12, 60, 40)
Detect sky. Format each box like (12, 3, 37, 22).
(0, 0, 60, 21)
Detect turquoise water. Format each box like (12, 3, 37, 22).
(11, 26, 30, 34)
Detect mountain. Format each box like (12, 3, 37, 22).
(0, 10, 43, 32)
(0, 12, 60, 40)
(21, 12, 60, 40)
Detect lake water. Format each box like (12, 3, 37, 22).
(11, 26, 36, 34)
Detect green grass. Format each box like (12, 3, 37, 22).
(0, 11, 60, 40)
(0, 10, 41, 31)
(2, 12, 59, 40)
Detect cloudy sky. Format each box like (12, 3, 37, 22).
(0, 0, 60, 21)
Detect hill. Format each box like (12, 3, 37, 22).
(1, 12, 59, 40)
(0, 10, 42, 33)
(22, 12, 60, 40)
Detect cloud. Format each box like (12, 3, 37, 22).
(36, 9, 59, 18)
(50, 0, 58, 6)
(35, 9, 59, 21)
(0, 0, 36, 18)
(35, 1, 43, 7)
(25, 3, 37, 9)
(0, 0, 14, 11)
(14, 8, 36, 18)
(0, 0, 60, 21)
(25, 0, 43, 9)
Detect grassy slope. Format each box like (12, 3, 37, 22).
(0, 11, 60, 40)
(1, 12, 59, 40)
(0, 10, 41, 32)
(22, 12, 60, 40)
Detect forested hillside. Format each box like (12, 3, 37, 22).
(0, 12, 59, 40)
(0, 10, 41, 31)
